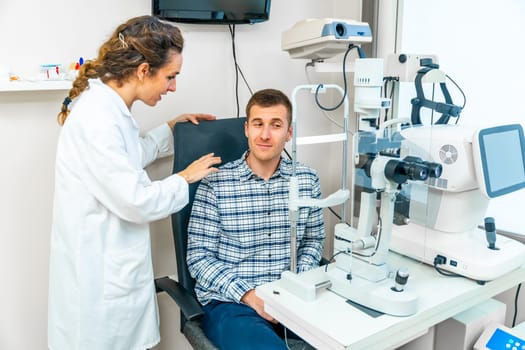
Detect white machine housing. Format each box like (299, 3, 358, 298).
(354, 58, 391, 130)
(400, 125, 486, 232)
(391, 124, 525, 281)
(385, 53, 440, 82)
(281, 18, 372, 60)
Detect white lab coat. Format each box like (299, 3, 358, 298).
(48, 79, 188, 350)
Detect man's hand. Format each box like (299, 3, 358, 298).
(167, 113, 216, 129)
(241, 289, 277, 323)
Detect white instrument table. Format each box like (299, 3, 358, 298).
(256, 252, 525, 350)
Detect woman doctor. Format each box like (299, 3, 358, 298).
(48, 15, 221, 350)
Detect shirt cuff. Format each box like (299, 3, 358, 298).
(228, 279, 253, 303)
(163, 174, 189, 212)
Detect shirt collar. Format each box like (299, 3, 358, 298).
(238, 151, 292, 182)
(89, 78, 133, 119)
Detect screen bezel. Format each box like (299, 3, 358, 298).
(475, 124, 525, 198)
(152, 0, 271, 24)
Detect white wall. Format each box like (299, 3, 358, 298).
(0, 1, 362, 349)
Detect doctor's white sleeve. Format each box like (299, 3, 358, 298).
(139, 123, 173, 168)
(79, 123, 187, 224)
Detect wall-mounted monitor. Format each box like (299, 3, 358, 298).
(153, 0, 271, 24)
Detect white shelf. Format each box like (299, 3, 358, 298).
(0, 80, 72, 92)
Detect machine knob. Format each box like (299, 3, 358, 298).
(391, 268, 409, 292)
(484, 217, 498, 250)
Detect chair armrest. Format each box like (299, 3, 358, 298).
(155, 276, 204, 321)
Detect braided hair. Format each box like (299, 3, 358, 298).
(57, 15, 184, 125)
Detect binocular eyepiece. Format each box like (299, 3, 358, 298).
(384, 156, 442, 185)
(358, 154, 443, 185)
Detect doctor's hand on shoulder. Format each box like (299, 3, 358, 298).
(178, 152, 221, 184)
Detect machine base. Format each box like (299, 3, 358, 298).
(391, 225, 525, 282)
(326, 261, 418, 317)
(279, 269, 332, 302)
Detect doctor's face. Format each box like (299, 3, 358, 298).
(139, 51, 182, 106)
(245, 104, 292, 165)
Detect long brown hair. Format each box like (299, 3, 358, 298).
(57, 15, 184, 125)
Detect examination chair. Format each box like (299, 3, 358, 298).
(155, 117, 248, 349)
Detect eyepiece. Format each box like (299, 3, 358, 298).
(335, 23, 346, 37)
(405, 163, 428, 181)
(384, 159, 429, 184)
(425, 162, 442, 178)
(401, 156, 443, 178)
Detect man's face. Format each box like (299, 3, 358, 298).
(245, 104, 292, 164)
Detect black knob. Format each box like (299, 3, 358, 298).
(391, 268, 409, 292)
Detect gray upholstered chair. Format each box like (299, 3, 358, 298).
(155, 117, 247, 349)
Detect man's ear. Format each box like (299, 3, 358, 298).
(286, 126, 293, 142)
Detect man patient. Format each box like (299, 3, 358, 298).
(187, 88, 324, 350)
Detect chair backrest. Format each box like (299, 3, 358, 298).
(171, 117, 248, 310)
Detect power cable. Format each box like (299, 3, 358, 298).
(228, 24, 254, 118)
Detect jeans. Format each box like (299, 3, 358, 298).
(202, 300, 296, 350)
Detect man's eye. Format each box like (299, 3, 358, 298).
(167, 76, 176, 80)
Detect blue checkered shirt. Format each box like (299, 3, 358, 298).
(187, 152, 325, 305)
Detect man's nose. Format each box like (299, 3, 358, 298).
(260, 125, 271, 139)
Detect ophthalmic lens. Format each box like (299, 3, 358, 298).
(425, 162, 443, 178)
(385, 159, 429, 184)
(335, 23, 346, 37)
(402, 156, 443, 179)
(405, 163, 428, 181)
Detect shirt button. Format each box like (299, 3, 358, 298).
(268, 254, 272, 258)
(267, 211, 271, 215)
(268, 272, 271, 276)
(268, 233, 271, 237)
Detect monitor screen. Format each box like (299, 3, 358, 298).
(153, 0, 271, 24)
(474, 124, 525, 198)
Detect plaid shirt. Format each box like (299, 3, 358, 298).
(187, 152, 325, 305)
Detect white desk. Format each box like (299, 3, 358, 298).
(256, 253, 525, 350)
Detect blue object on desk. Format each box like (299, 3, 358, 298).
(486, 327, 525, 350)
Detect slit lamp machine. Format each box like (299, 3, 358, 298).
(278, 18, 525, 316)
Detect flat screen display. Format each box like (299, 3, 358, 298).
(477, 124, 525, 197)
(153, 0, 271, 24)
